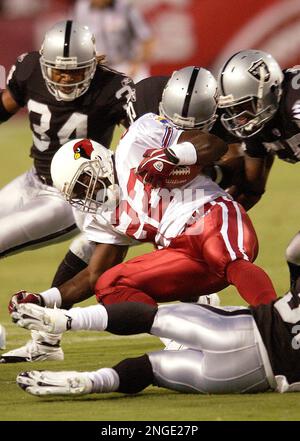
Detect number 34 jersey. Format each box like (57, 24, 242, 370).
(7, 51, 134, 184)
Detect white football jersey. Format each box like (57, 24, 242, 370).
(84, 113, 229, 248)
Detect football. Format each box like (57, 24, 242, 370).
(163, 164, 202, 189)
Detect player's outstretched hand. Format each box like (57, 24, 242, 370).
(8, 290, 44, 315)
(11, 303, 72, 334)
(17, 370, 93, 396)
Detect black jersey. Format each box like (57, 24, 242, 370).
(251, 293, 300, 384)
(126, 76, 169, 124)
(7, 52, 134, 184)
(244, 69, 300, 163)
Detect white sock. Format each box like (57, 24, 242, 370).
(87, 368, 120, 393)
(67, 305, 108, 331)
(40, 288, 62, 308)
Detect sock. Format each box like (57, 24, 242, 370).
(113, 354, 154, 394)
(51, 251, 88, 287)
(226, 259, 277, 306)
(40, 287, 62, 308)
(87, 368, 120, 393)
(67, 305, 108, 331)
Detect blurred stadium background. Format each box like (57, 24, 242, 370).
(1, 0, 300, 421)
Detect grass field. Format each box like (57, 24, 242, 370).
(1, 117, 300, 421)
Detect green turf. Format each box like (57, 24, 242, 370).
(0, 117, 300, 421)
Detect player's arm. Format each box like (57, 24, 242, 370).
(136, 129, 228, 186)
(229, 153, 274, 211)
(0, 89, 20, 122)
(54, 243, 128, 308)
(9, 243, 128, 312)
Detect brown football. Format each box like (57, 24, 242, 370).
(163, 164, 202, 189)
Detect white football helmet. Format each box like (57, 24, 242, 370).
(218, 49, 284, 137)
(159, 66, 219, 131)
(51, 138, 119, 213)
(40, 20, 97, 101)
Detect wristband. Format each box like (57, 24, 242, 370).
(39, 287, 62, 308)
(168, 141, 197, 165)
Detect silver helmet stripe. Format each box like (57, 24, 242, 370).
(63, 20, 73, 58)
(182, 67, 200, 117)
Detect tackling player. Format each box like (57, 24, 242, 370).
(13, 290, 300, 396)
(216, 49, 300, 296)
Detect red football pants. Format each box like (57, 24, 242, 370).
(95, 197, 274, 306)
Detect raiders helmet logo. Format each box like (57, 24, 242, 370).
(248, 59, 270, 82)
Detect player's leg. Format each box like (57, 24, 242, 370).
(0, 168, 77, 257)
(95, 247, 228, 306)
(0, 169, 77, 363)
(192, 197, 277, 305)
(286, 232, 300, 294)
(16, 303, 273, 396)
(16, 354, 154, 396)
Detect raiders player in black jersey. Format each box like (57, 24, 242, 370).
(13, 290, 300, 396)
(217, 49, 300, 296)
(0, 20, 134, 362)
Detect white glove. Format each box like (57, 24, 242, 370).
(11, 303, 72, 334)
(17, 370, 93, 396)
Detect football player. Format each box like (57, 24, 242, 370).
(13, 289, 300, 396)
(0, 19, 133, 263)
(216, 49, 300, 295)
(0, 20, 134, 360)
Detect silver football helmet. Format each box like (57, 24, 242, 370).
(218, 49, 284, 138)
(40, 20, 97, 101)
(51, 138, 119, 213)
(159, 66, 219, 131)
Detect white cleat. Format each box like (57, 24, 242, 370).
(11, 304, 72, 334)
(0, 339, 64, 363)
(17, 370, 93, 396)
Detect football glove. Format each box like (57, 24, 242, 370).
(8, 290, 44, 315)
(136, 147, 179, 187)
(11, 303, 72, 333)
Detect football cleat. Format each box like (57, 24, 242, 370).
(16, 370, 93, 396)
(11, 303, 72, 334)
(0, 339, 64, 363)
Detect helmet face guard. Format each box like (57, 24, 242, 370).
(219, 95, 277, 138)
(40, 56, 97, 102)
(65, 159, 114, 213)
